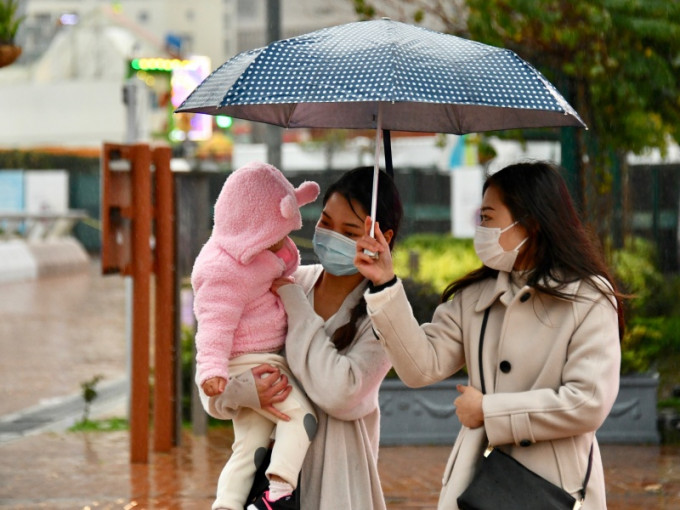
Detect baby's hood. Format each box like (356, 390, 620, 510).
(212, 161, 320, 264)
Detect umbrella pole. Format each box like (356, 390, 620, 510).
(369, 106, 383, 240)
(361, 105, 381, 260)
(383, 129, 393, 177)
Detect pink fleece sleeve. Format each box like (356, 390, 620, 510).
(192, 257, 247, 386)
(277, 236, 300, 279)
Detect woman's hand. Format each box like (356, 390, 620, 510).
(252, 364, 292, 421)
(454, 384, 484, 429)
(355, 217, 395, 285)
(271, 276, 295, 294)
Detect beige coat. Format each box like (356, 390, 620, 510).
(204, 264, 390, 510)
(364, 271, 620, 510)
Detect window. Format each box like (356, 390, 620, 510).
(237, 0, 258, 19)
(180, 34, 194, 55)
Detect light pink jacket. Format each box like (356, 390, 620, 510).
(191, 161, 319, 385)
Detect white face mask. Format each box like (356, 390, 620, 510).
(474, 221, 528, 272)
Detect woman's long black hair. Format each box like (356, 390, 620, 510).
(441, 161, 625, 338)
(324, 166, 403, 350)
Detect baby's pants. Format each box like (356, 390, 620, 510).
(212, 354, 317, 510)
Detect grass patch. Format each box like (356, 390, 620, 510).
(69, 417, 128, 432)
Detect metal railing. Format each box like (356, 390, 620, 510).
(0, 210, 89, 241)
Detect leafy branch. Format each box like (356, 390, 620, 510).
(0, 0, 25, 45)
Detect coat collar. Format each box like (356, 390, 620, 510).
(474, 270, 582, 312)
(475, 271, 514, 312)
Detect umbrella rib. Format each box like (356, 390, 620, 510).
(283, 103, 297, 129)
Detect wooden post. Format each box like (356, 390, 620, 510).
(152, 146, 175, 452)
(129, 143, 152, 463)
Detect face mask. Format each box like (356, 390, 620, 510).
(313, 226, 359, 276)
(474, 221, 528, 272)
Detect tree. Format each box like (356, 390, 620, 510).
(353, 0, 680, 243)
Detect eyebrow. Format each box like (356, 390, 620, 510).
(321, 210, 364, 229)
(480, 206, 495, 212)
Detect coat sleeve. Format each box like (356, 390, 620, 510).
(483, 286, 621, 446)
(192, 257, 248, 386)
(277, 283, 391, 421)
(196, 368, 261, 420)
(364, 278, 467, 387)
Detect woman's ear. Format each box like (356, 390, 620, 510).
(382, 229, 394, 247)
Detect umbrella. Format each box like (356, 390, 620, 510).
(176, 18, 586, 238)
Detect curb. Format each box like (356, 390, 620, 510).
(0, 377, 129, 444)
(0, 237, 89, 284)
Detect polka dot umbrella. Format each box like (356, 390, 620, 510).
(176, 18, 586, 238)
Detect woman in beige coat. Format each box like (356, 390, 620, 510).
(355, 161, 623, 510)
(201, 166, 403, 510)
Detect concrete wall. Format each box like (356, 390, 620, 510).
(0, 81, 126, 149)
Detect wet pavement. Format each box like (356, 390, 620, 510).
(1, 260, 679, 509)
(0, 262, 127, 417)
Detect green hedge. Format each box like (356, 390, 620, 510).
(612, 238, 680, 395)
(393, 234, 480, 293)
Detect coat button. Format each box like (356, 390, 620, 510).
(520, 439, 531, 447)
(520, 292, 531, 302)
(500, 360, 512, 373)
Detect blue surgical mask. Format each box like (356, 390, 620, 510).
(312, 226, 359, 276)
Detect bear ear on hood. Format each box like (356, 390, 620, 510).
(280, 195, 298, 220)
(295, 181, 320, 207)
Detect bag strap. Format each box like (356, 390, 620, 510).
(579, 444, 594, 501)
(477, 308, 491, 395)
(477, 306, 593, 503)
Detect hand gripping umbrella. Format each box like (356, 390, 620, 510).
(176, 18, 586, 240)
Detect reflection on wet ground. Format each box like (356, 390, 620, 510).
(0, 427, 679, 510)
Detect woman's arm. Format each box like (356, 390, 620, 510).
(356, 217, 467, 386)
(277, 283, 391, 421)
(364, 278, 467, 387)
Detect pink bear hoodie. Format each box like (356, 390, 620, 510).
(191, 161, 320, 386)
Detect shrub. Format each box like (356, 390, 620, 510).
(180, 325, 195, 423)
(611, 237, 680, 317)
(619, 316, 680, 394)
(393, 234, 480, 293)
(401, 277, 441, 324)
(604, 237, 680, 399)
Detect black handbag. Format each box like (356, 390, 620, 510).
(457, 308, 592, 510)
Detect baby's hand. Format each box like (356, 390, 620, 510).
(271, 276, 295, 294)
(202, 377, 226, 396)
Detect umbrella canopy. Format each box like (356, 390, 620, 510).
(176, 18, 586, 134)
(176, 18, 586, 245)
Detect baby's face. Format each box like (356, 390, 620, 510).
(267, 238, 286, 252)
